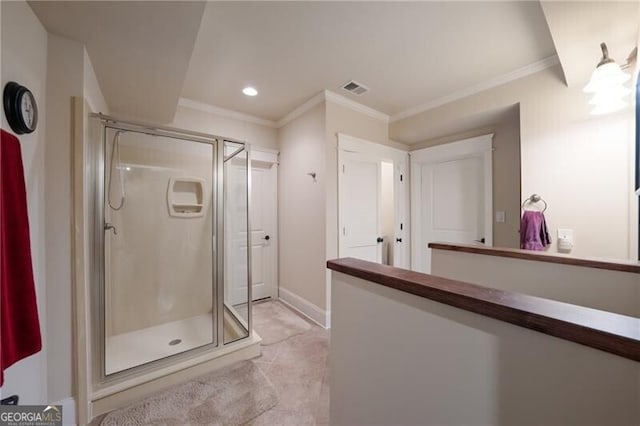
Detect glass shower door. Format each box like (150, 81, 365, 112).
(103, 127, 215, 375)
(223, 140, 250, 344)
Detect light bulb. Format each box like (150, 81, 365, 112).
(583, 63, 630, 93)
(242, 87, 258, 96)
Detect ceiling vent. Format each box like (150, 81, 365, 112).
(341, 80, 369, 96)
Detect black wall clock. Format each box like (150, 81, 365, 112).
(3, 81, 38, 135)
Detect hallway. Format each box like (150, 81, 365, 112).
(249, 301, 330, 425)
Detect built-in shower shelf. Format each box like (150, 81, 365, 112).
(167, 177, 206, 218)
(173, 203, 204, 214)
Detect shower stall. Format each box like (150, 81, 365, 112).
(86, 114, 255, 403)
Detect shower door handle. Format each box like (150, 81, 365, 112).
(104, 223, 117, 235)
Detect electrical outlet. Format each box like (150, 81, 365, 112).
(557, 228, 574, 253)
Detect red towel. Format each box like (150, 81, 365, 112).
(0, 129, 42, 386)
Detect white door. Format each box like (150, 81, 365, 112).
(337, 134, 410, 267)
(226, 149, 278, 306)
(250, 161, 277, 300)
(339, 152, 382, 263)
(393, 161, 409, 269)
(411, 135, 493, 273)
(421, 157, 485, 267)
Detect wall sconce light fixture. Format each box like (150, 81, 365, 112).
(583, 42, 635, 115)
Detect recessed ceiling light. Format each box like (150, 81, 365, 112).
(242, 87, 258, 96)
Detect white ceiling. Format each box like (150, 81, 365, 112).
(26, 1, 638, 128)
(29, 1, 206, 122)
(182, 1, 556, 121)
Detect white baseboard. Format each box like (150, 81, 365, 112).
(278, 287, 328, 328)
(54, 397, 76, 426)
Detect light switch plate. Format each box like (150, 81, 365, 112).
(495, 211, 506, 223)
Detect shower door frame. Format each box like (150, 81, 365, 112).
(91, 114, 253, 388)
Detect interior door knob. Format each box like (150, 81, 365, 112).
(376, 237, 384, 243)
(263, 235, 270, 241)
(396, 238, 402, 243)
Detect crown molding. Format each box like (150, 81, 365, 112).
(277, 89, 390, 127)
(178, 98, 278, 128)
(276, 91, 327, 127)
(390, 55, 560, 123)
(323, 90, 390, 123)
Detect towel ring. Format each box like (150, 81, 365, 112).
(521, 193, 547, 213)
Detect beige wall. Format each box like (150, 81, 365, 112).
(0, 0, 49, 404)
(411, 107, 521, 248)
(171, 105, 277, 150)
(277, 103, 327, 311)
(392, 65, 637, 260)
(330, 271, 640, 426)
(0, 6, 110, 405)
(44, 33, 86, 404)
(325, 101, 391, 147)
(83, 49, 109, 115)
(431, 249, 640, 317)
(45, 34, 110, 405)
(276, 99, 402, 322)
(492, 109, 521, 248)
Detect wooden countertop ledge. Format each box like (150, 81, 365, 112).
(428, 242, 640, 274)
(327, 257, 640, 362)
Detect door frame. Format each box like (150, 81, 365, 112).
(410, 134, 493, 272)
(250, 147, 279, 300)
(337, 133, 410, 269)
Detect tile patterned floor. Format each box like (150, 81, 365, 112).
(248, 301, 330, 426)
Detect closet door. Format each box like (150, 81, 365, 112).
(411, 135, 493, 273)
(249, 156, 277, 301)
(339, 152, 383, 263)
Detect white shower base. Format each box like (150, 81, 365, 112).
(106, 313, 214, 375)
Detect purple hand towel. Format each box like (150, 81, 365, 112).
(520, 210, 551, 251)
